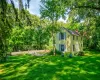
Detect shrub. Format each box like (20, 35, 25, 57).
(78, 51, 84, 56)
(64, 52, 71, 56)
(48, 49, 63, 55)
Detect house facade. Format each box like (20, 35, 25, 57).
(55, 27, 83, 53)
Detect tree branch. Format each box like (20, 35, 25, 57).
(75, 6, 100, 11)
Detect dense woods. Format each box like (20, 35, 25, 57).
(0, 0, 100, 62)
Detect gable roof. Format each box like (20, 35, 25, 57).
(62, 27, 80, 36)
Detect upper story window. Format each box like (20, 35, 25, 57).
(61, 33, 64, 39)
(59, 32, 66, 40)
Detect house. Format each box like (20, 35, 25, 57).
(55, 27, 83, 53)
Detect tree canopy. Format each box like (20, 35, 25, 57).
(0, 0, 100, 62)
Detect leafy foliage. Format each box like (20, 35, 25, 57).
(9, 25, 51, 51)
(63, 0, 100, 51)
(48, 49, 63, 55)
(0, 0, 100, 62)
(0, 0, 31, 62)
(0, 3, 15, 62)
(40, 0, 67, 55)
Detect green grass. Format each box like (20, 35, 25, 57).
(0, 51, 100, 80)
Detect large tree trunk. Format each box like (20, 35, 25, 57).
(52, 33, 56, 55)
(52, 21, 56, 56)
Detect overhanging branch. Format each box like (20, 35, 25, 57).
(75, 6, 100, 11)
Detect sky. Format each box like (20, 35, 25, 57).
(29, 0, 41, 16)
(8, 0, 66, 22)
(9, 0, 41, 16)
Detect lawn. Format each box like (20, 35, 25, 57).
(0, 51, 100, 80)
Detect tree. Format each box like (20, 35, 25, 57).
(8, 13, 51, 51)
(66, 0, 100, 50)
(0, 0, 31, 62)
(40, 0, 67, 55)
(51, 0, 100, 50)
(40, 0, 100, 51)
(0, 2, 15, 62)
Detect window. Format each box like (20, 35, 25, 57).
(59, 32, 66, 40)
(61, 33, 64, 39)
(73, 36, 74, 40)
(59, 44, 65, 51)
(73, 45, 75, 51)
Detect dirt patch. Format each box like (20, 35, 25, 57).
(11, 50, 50, 56)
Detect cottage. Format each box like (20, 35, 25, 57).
(55, 27, 83, 53)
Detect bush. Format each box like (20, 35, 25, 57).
(48, 49, 63, 55)
(78, 51, 84, 56)
(64, 52, 71, 56)
(97, 41, 100, 51)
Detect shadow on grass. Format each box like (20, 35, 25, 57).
(0, 51, 100, 80)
